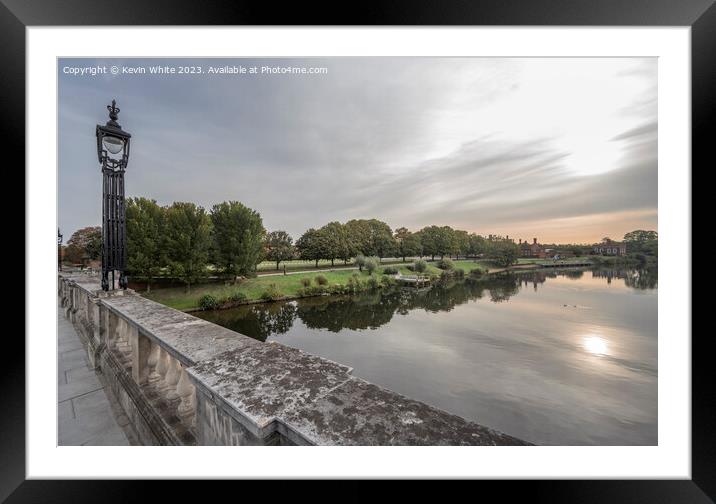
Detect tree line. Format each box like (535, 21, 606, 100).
(68, 197, 633, 290)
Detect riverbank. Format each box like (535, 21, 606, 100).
(142, 260, 493, 311)
(141, 255, 657, 312)
(143, 257, 602, 311)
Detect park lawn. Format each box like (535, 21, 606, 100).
(450, 259, 492, 273)
(395, 263, 444, 276)
(255, 257, 411, 273)
(144, 269, 387, 311)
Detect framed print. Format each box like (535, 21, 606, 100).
(6, 0, 710, 500)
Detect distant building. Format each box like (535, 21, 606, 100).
(519, 238, 547, 258)
(592, 239, 627, 256)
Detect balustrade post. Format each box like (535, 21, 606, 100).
(156, 348, 169, 393)
(131, 329, 151, 385)
(146, 343, 162, 386)
(165, 358, 181, 401)
(113, 317, 133, 368)
(176, 366, 196, 427)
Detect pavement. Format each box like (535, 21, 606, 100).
(58, 306, 137, 445)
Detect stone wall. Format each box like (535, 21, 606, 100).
(59, 273, 530, 446)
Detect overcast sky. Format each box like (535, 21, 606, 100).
(58, 57, 656, 244)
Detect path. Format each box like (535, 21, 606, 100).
(257, 264, 361, 277)
(58, 305, 136, 445)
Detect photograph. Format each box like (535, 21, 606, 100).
(57, 56, 659, 447)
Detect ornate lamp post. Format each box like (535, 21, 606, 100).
(96, 99, 131, 291)
(57, 228, 63, 271)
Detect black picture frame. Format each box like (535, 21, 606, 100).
(6, 0, 707, 500)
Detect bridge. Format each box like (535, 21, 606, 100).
(58, 272, 530, 446)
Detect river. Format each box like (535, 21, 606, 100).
(195, 268, 658, 445)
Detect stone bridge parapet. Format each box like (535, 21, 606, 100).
(58, 272, 530, 446)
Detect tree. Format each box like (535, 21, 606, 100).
(126, 197, 165, 291)
(318, 221, 350, 266)
(467, 233, 487, 257)
(623, 230, 658, 256)
(296, 228, 323, 267)
(345, 219, 372, 257)
(395, 227, 422, 262)
(66, 226, 102, 266)
(364, 257, 379, 275)
(367, 219, 396, 261)
(355, 254, 367, 272)
(413, 259, 427, 273)
(453, 230, 470, 259)
(419, 226, 441, 260)
(264, 230, 294, 270)
(486, 239, 520, 267)
(164, 202, 212, 292)
(436, 226, 456, 259)
(210, 201, 265, 280)
(345, 219, 395, 260)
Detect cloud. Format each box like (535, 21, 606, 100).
(58, 57, 657, 243)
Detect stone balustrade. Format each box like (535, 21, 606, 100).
(58, 272, 530, 446)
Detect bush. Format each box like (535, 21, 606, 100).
(469, 268, 483, 278)
(365, 258, 379, 275)
(414, 259, 428, 273)
(406, 264, 415, 272)
(260, 283, 283, 301)
(227, 291, 247, 303)
(380, 275, 395, 288)
(367, 276, 379, 290)
(454, 269, 465, 280)
(382, 266, 399, 275)
(300, 277, 312, 287)
(198, 294, 219, 311)
(347, 275, 364, 294)
(329, 284, 347, 295)
(308, 285, 328, 296)
(315, 274, 328, 286)
(436, 258, 454, 270)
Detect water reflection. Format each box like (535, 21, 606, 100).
(195, 268, 657, 445)
(582, 335, 609, 356)
(199, 268, 657, 340)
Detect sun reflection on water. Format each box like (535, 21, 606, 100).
(583, 335, 609, 356)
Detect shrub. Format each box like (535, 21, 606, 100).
(198, 294, 219, 311)
(300, 277, 312, 287)
(406, 264, 415, 272)
(367, 276, 379, 290)
(414, 259, 428, 273)
(436, 258, 454, 270)
(347, 275, 363, 294)
(380, 275, 395, 288)
(260, 283, 283, 301)
(329, 284, 347, 295)
(469, 268, 483, 278)
(454, 269, 465, 280)
(308, 285, 328, 296)
(295, 288, 307, 297)
(315, 274, 328, 286)
(227, 291, 247, 303)
(365, 257, 378, 275)
(382, 266, 399, 275)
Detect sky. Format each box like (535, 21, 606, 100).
(58, 57, 657, 244)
